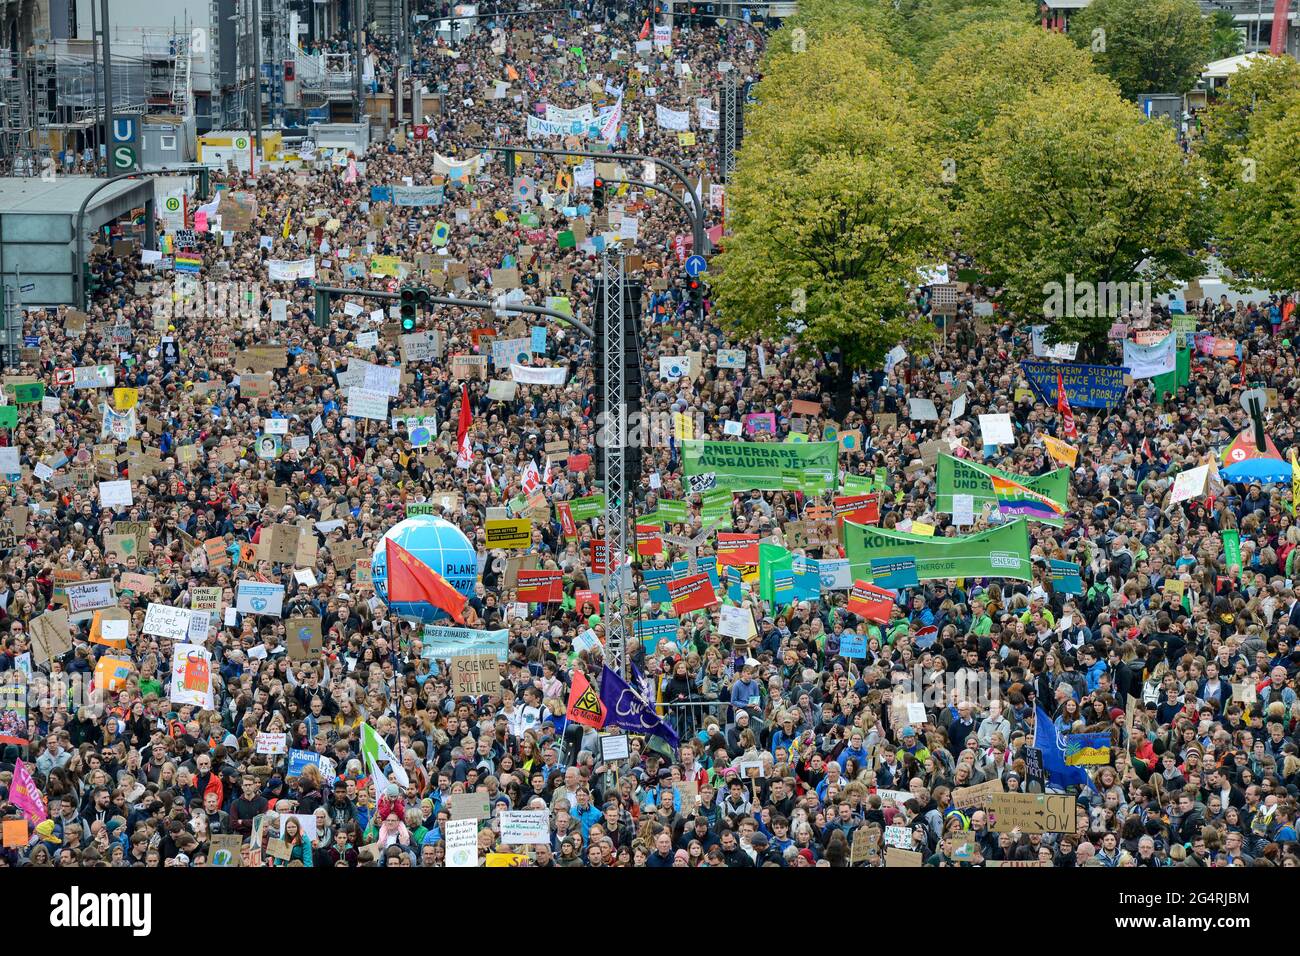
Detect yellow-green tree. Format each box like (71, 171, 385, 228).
(1207, 84, 1300, 292)
(891, 0, 1038, 68)
(1070, 0, 1212, 99)
(1197, 55, 1300, 182)
(924, 21, 1101, 203)
(712, 31, 946, 387)
(961, 79, 1208, 347)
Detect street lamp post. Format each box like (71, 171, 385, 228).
(483, 144, 708, 254)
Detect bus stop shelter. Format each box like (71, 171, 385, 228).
(0, 176, 156, 306)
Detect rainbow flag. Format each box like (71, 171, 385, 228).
(174, 254, 202, 274)
(991, 475, 1065, 520)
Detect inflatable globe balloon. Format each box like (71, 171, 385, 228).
(371, 516, 479, 624)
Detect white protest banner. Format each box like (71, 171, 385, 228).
(499, 810, 551, 845)
(346, 387, 389, 421)
(97, 480, 134, 508)
(143, 603, 193, 640)
(716, 348, 746, 369)
(363, 363, 402, 397)
(1170, 464, 1209, 504)
(884, 825, 912, 849)
(65, 579, 116, 617)
(488, 380, 518, 401)
(817, 558, 852, 591)
(699, 104, 719, 130)
(491, 336, 533, 369)
(256, 732, 288, 754)
(355, 330, 379, 349)
(170, 642, 215, 709)
(509, 364, 567, 386)
(979, 414, 1015, 446)
(1031, 326, 1079, 361)
(718, 604, 755, 640)
(545, 104, 595, 125)
(1123, 333, 1176, 379)
(263, 418, 290, 435)
(74, 365, 115, 388)
(908, 398, 938, 421)
(401, 331, 440, 361)
(266, 257, 316, 281)
(444, 818, 479, 867)
(236, 581, 286, 617)
(953, 493, 975, 527)
(950, 392, 967, 421)
(655, 104, 690, 131)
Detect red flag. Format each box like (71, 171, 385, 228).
(385, 538, 467, 624)
(639, 17, 652, 39)
(456, 383, 473, 469)
(566, 670, 607, 729)
(1057, 370, 1077, 441)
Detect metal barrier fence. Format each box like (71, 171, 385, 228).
(654, 699, 728, 742)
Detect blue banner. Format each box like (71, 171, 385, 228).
(871, 556, 919, 590)
(643, 568, 672, 604)
(1020, 360, 1128, 409)
(1050, 559, 1083, 595)
(635, 618, 679, 654)
(369, 186, 393, 203)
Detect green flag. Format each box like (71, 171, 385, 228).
(657, 499, 688, 525)
(844, 519, 1033, 583)
(759, 542, 793, 603)
(360, 721, 409, 788)
(936, 454, 1069, 526)
(1223, 529, 1242, 574)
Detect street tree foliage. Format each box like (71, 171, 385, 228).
(1069, 0, 1212, 99)
(923, 21, 1099, 204)
(1196, 55, 1300, 182)
(712, 29, 946, 373)
(1204, 80, 1300, 292)
(960, 79, 1208, 347)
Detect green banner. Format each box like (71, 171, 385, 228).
(759, 542, 793, 603)
(842, 473, 874, 495)
(657, 499, 688, 525)
(10, 382, 44, 404)
(0, 406, 15, 429)
(845, 519, 1033, 583)
(701, 489, 733, 525)
(936, 454, 1069, 526)
(1223, 529, 1241, 574)
(1153, 344, 1191, 404)
(568, 494, 606, 522)
(682, 440, 838, 494)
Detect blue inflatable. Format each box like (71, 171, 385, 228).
(371, 516, 479, 624)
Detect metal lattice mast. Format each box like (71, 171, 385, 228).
(601, 248, 628, 678)
(720, 70, 737, 183)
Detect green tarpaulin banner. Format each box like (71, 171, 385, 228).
(936, 454, 1069, 526)
(844, 519, 1034, 583)
(759, 542, 793, 603)
(1223, 529, 1242, 574)
(682, 440, 838, 494)
(568, 494, 606, 521)
(1153, 344, 1192, 404)
(657, 499, 688, 524)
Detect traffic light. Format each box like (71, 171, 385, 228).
(592, 177, 606, 211)
(399, 285, 431, 330)
(686, 275, 705, 311)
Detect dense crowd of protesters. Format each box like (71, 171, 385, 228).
(0, 2, 1296, 869)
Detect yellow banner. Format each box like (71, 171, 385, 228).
(114, 387, 139, 411)
(369, 254, 402, 277)
(1043, 435, 1079, 468)
(485, 518, 533, 550)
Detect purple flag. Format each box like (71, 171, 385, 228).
(598, 665, 679, 747)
